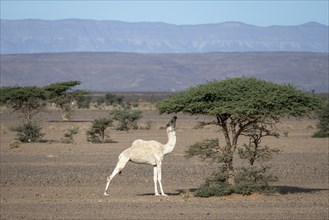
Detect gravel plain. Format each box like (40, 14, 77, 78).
(0, 109, 328, 219)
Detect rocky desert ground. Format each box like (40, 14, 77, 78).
(0, 108, 328, 219)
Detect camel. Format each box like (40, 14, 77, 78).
(104, 116, 177, 196)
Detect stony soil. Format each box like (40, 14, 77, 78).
(0, 109, 328, 219)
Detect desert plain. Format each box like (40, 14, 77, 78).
(0, 108, 328, 219)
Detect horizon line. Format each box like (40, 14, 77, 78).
(1, 18, 327, 27)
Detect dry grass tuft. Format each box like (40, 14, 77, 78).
(9, 140, 22, 149)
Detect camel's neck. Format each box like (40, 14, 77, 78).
(163, 128, 176, 155)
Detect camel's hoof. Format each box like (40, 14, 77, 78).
(155, 193, 168, 197)
(104, 192, 110, 196)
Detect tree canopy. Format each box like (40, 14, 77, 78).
(158, 77, 322, 119)
(43, 81, 89, 120)
(43, 81, 82, 97)
(0, 86, 47, 121)
(158, 77, 323, 187)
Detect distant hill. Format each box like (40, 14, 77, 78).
(1, 52, 328, 92)
(1, 19, 328, 54)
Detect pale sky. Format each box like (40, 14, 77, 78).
(1, 0, 328, 27)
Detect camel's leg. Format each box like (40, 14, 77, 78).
(153, 165, 160, 196)
(104, 155, 129, 196)
(157, 161, 167, 196)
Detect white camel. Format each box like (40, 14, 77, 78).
(104, 116, 177, 196)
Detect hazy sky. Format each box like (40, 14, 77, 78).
(1, 1, 328, 26)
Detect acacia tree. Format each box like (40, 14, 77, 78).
(158, 77, 322, 186)
(0, 86, 47, 122)
(43, 81, 88, 121)
(0, 86, 47, 142)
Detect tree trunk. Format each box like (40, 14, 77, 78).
(61, 106, 71, 121)
(217, 116, 238, 186)
(227, 157, 235, 185)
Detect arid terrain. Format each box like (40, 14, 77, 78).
(1, 52, 328, 92)
(0, 108, 328, 219)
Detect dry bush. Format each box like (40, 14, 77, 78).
(138, 121, 152, 130)
(9, 140, 22, 149)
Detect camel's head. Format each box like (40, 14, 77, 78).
(166, 115, 177, 131)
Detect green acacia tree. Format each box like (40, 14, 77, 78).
(158, 77, 322, 186)
(0, 86, 47, 143)
(0, 86, 47, 122)
(43, 81, 88, 121)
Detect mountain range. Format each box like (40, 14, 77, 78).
(1, 19, 328, 54)
(1, 52, 328, 92)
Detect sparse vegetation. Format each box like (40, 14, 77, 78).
(195, 166, 278, 197)
(313, 102, 329, 138)
(0, 86, 47, 122)
(180, 188, 192, 200)
(0, 107, 328, 219)
(62, 127, 79, 144)
(9, 140, 22, 149)
(43, 81, 89, 121)
(76, 95, 92, 109)
(105, 93, 124, 106)
(95, 97, 106, 107)
(12, 121, 44, 143)
(110, 109, 142, 132)
(86, 118, 113, 143)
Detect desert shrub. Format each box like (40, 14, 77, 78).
(76, 95, 92, 109)
(196, 183, 234, 197)
(12, 121, 44, 143)
(132, 102, 139, 108)
(96, 97, 105, 106)
(185, 139, 230, 163)
(110, 109, 142, 132)
(86, 118, 113, 143)
(186, 121, 279, 197)
(105, 93, 124, 106)
(194, 167, 233, 197)
(62, 127, 79, 144)
(194, 166, 277, 197)
(180, 188, 192, 200)
(313, 130, 329, 138)
(234, 166, 278, 195)
(313, 102, 329, 138)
